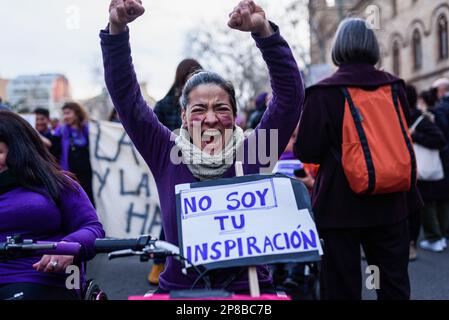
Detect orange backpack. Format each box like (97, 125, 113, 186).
(340, 84, 416, 195)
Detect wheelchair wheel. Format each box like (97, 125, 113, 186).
(84, 280, 108, 300)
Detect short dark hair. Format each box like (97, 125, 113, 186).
(406, 85, 418, 110)
(332, 18, 380, 66)
(180, 71, 237, 115)
(419, 88, 438, 108)
(34, 108, 50, 119)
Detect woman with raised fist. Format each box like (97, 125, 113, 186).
(101, 0, 304, 294)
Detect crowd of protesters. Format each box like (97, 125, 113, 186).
(1, 0, 449, 301)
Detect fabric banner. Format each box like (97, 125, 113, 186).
(89, 120, 162, 238)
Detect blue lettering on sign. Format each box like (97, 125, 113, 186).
(210, 242, 222, 260)
(195, 243, 208, 262)
(237, 238, 244, 257)
(290, 231, 302, 249)
(226, 192, 240, 211)
(256, 188, 268, 206)
(231, 215, 245, 229)
(180, 180, 278, 220)
(199, 196, 212, 211)
(242, 192, 256, 208)
(273, 233, 285, 250)
(283, 232, 291, 249)
(247, 237, 262, 255)
(184, 197, 197, 215)
(225, 188, 270, 211)
(185, 227, 319, 264)
(186, 246, 192, 263)
(214, 214, 245, 232)
(224, 240, 237, 257)
(263, 236, 274, 253)
(301, 230, 317, 250)
(184, 196, 212, 215)
(214, 216, 229, 231)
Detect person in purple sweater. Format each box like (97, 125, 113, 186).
(101, 0, 304, 293)
(0, 111, 105, 300)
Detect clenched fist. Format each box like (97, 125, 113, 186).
(228, 0, 273, 37)
(109, 0, 145, 34)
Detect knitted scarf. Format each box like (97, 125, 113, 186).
(175, 126, 245, 181)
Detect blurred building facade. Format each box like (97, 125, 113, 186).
(6, 74, 71, 117)
(309, 0, 449, 90)
(0, 79, 8, 102)
(83, 82, 157, 121)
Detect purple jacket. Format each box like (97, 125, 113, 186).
(295, 63, 423, 229)
(100, 23, 304, 292)
(54, 124, 89, 171)
(0, 182, 105, 288)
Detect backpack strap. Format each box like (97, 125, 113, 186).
(391, 83, 417, 187)
(340, 87, 376, 194)
(409, 114, 426, 134)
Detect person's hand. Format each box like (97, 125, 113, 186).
(40, 136, 52, 148)
(298, 171, 315, 190)
(228, 0, 274, 37)
(109, 0, 145, 35)
(32, 255, 74, 273)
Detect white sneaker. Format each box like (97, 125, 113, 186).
(420, 240, 444, 253)
(441, 238, 447, 250)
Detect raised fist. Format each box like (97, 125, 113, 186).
(109, 0, 145, 34)
(228, 0, 273, 37)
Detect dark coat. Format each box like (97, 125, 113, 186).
(154, 89, 182, 132)
(294, 63, 423, 229)
(434, 96, 449, 142)
(410, 109, 448, 201)
(418, 96, 449, 201)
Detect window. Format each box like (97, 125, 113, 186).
(438, 15, 449, 60)
(392, 41, 401, 76)
(412, 29, 423, 70)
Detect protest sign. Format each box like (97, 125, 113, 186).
(20, 114, 36, 129)
(175, 175, 322, 270)
(89, 120, 162, 238)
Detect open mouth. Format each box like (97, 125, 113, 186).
(202, 129, 222, 144)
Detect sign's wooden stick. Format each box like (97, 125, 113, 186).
(235, 161, 261, 298)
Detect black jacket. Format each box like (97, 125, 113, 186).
(410, 109, 447, 150)
(154, 90, 182, 132)
(416, 97, 449, 202)
(410, 109, 448, 201)
(294, 63, 423, 229)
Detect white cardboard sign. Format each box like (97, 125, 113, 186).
(176, 176, 322, 270)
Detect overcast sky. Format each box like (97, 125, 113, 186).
(0, 0, 307, 101)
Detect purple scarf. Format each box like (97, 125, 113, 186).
(56, 124, 89, 171)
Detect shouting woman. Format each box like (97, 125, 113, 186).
(101, 0, 304, 293)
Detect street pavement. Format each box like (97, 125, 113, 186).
(87, 245, 449, 300)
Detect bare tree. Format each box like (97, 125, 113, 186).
(184, 0, 309, 109)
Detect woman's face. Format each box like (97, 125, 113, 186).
(63, 108, 77, 127)
(182, 84, 235, 155)
(0, 142, 8, 173)
(417, 98, 428, 112)
(35, 114, 50, 133)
